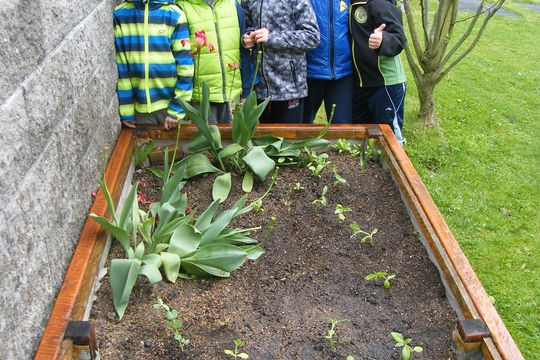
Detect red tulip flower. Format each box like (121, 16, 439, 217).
(208, 43, 215, 52)
(194, 30, 207, 49)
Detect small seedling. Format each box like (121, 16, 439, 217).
(308, 163, 325, 177)
(332, 139, 352, 154)
(335, 204, 352, 221)
(304, 148, 330, 177)
(364, 271, 396, 289)
(323, 317, 349, 348)
(312, 185, 328, 206)
(347, 356, 355, 360)
(154, 298, 189, 351)
(349, 223, 378, 245)
(252, 198, 263, 212)
(332, 165, 348, 187)
(219, 317, 230, 327)
(224, 338, 249, 359)
(391, 332, 423, 360)
(294, 182, 304, 192)
(133, 140, 155, 168)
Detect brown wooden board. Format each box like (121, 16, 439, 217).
(36, 124, 521, 359)
(35, 129, 134, 360)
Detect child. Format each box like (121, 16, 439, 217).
(349, 0, 406, 141)
(241, 0, 320, 123)
(304, 0, 354, 124)
(176, 0, 252, 124)
(114, 0, 194, 129)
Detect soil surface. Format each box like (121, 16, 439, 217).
(91, 152, 457, 359)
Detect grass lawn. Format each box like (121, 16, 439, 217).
(316, 4, 539, 358)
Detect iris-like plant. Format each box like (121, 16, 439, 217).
(89, 165, 277, 319)
(312, 186, 328, 206)
(349, 223, 378, 245)
(154, 298, 190, 351)
(364, 271, 396, 289)
(391, 332, 423, 360)
(335, 204, 352, 221)
(323, 317, 349, 348)
(224, 339, 249, 359)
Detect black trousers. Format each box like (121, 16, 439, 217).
(303, 75, 354, 124)
(259, 98, 305, 123)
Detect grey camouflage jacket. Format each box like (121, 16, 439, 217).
(242, 0, 320, 100)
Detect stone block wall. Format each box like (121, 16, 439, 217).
(0, 1, 121, 358)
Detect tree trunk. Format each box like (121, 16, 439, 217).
(417, 78, 437, 126)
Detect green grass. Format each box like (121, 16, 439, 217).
(403, 9, 540, 359)
(315, 7, 539, 358)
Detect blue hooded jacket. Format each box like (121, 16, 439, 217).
(307, 0, 353, 80)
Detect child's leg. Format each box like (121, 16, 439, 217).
(134, 109, 168, 125)
(208, 103, 232, 124)
(323, 75, 354, 124)
(261, 99, 305, 123)
(367, 84, 406, 139)
(352, 87, 374, 124)
(303, 78, 326, 124)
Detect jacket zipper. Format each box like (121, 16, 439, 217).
(144, 2, 152, 110)
(329, 0, 335, 79)
(210, 3, 228, 102)
(259, 0, 270, 98)
(349, 3, 363, 86)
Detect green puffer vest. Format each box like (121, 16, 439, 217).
(178, 0, 241, 103)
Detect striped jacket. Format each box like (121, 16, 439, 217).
(114, 0, 194, 122)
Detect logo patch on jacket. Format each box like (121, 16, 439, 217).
(340, 0, 348, 11)
(354, 7, 367, 23)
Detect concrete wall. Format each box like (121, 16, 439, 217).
(0, 1, 121, 358)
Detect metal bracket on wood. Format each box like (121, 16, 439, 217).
(367, 127, 383, 138)
(63, 321, 98, 360)
(452, 319, 491, 360)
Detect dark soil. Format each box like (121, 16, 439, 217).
(91, 153, 457, 359)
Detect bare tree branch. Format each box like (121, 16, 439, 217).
(420, 0, 430, 47)
(403, 0, 425, 61)
(453, 2, 502, 24)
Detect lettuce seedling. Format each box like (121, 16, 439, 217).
(154, 298, 190, 351)
(332, 139, 352, 154)
(335, 204, 352, 221)
(364, 271, 396, 289)
(312, 186, 328, 206)
(391, 332, 423, 360)
(224, 339, 249, 359)
(323, 317, 349, 348)
(349, 223, 378, 245)
(294, 182, 304, 192)
(332, 165, 348, 187)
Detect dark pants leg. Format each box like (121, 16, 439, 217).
(260, 98, 305, 123)
(303, 75, 353, 124)
(353, 83, 406, 138)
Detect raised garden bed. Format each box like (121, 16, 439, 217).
(35, 125, 524, 360)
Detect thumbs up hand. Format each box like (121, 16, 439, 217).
(369, 23, 386, 49)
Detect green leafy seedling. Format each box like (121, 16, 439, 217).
(294, 182, 304, 192)
(349, 223, 378, 245)
(134, 140, 155, 168)
(312, 186, 328, 206)
(391, 332, 423, 360)
(154, 298, 189, 351)
(347, 356, 355, 360)
(335, 204, 352, 221)
(364, 271, 396, 289)
(323, 317, 349, 348)
(332, 165, 348, 187)
(332, 139, 352, 154)
(252, 198, 263, 212)
(224, 338, 249, 359)
(219, 317, 230, 327)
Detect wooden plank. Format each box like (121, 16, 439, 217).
(35, 129, 134, 360)
(137, 124, 376, 140)
(379, 125, 523, 360)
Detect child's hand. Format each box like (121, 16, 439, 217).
(369, 23, 386, 49)
(253, 28, 269, 44)
(121, 121, 136, 128)
(243, 32, 256, 49)
(164, 116, 178, 130)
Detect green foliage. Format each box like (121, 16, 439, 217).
(212, 173, 232, 203)
(154, 298, 190, 351)
(134, 140, 155, 168)
(391, 332, 423, 360)
(312, 186, 328, 206)
(332, 139, 352, 154)
(349, 223, 378, 245)
(332, 165, 348, 187)
(293, 182, 304, 192)
(224, 339, 249, 359)
(365, 271, 396, 289)
(323, 317, 349, 348)
(334, 204, 352, 221)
